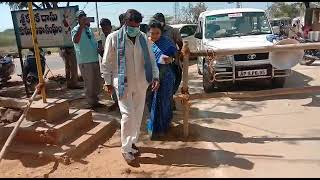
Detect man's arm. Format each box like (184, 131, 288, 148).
(101, 33, 115, 85)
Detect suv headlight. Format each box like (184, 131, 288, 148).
(215, 56, 231, 65)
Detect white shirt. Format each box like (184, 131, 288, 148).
(101, 30, 159, 91)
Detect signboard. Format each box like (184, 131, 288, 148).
(11, 6, 79, 49)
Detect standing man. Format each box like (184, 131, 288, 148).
(101, 9, 159, 165)
(152, 13, 183, 110)
(115, 13, 125, 31)
(98, 18, 112, 57)
(71, 10, 104, 109)
(97, 18, 119, 112)
(59, 47, 81, 89)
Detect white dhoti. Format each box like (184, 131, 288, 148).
(115, 86, 147, 153)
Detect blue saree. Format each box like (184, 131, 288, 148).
(147, 36, 177, 138)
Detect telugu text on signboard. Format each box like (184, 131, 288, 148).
(11, 6, 79, 49)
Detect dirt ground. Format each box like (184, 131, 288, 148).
(1, 55, 320, 177)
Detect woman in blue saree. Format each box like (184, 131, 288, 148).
(146, 20, 178, 139)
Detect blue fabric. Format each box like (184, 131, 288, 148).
(146, 36, 177, 137)
(152, 36, 177, 65)
(117, 26, 127, 99)
(116, 26, 153, 99)
(71, 25, 99, 64)
(147, 65, 175, 137)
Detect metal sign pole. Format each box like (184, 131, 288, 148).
(27, 2, 47, 103)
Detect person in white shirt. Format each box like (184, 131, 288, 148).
(100, 9, 160, 165)
(97, 18, 120, 112)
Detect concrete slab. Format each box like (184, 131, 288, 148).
(0, 109, 93, 145)
(26, 98, 69, 122)
(2, 120, 118, 165)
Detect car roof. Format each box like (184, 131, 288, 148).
(199, 8, 265, 18)
(170, 24, 197, 29)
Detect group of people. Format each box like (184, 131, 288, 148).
(70, 9, 183, 165)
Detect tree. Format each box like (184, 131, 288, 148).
(165, 15, 174, 25)
(1, 1, 80, 88)
(266, 2, 300, 19)
(179, 2, 207, 24)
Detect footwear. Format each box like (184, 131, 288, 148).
(91, 102, 106, 108)
(132, 144, 141, 157)
(67, 85, 83, 89)
(122, 152, 137, 166)
(107, 103, 119, 112)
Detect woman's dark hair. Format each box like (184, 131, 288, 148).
(148, 20, 163, 32)
(124, 9, 143, 23)
(153, 13, 165, 24)
(100, 18, 111, 27)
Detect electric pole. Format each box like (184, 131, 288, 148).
(95, 2, 100, 35)
(174, 2, 180, 23)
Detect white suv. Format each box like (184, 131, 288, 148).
(195, 8, 291, 92)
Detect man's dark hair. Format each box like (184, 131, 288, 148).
(100, 18, 111, 26)
(153, 13, 165, 24)
(119, 13, 125, 22)
(124, 9, 143, 23)
(148, 20, 163, 32)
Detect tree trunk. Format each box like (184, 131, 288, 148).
(60, 47, 79, 88)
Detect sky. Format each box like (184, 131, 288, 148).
(0, 2, 271, 32)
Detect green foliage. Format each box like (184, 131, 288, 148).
(267, 2, 300, 19)
(179, 2, 207, 24)
(0, 29, 16, 47)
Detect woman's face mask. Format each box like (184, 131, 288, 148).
(126, 26, 140, 37)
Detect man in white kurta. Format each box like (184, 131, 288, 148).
(100, 9, 159, 165)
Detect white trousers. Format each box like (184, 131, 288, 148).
(116, 85, 147, 153)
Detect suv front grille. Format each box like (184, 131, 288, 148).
(234, 53, 269, 61)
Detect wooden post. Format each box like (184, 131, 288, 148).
(181, 40, 190, 138)
(27, 2, 47, 103)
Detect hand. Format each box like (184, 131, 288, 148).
(163, 56, 171, 64)
(79, 17, 87, 29)
(103, 84, 113, 95)
(151, 79, 160, 92)
(97, 47, 103, 54)
(36, 82, 45, 93)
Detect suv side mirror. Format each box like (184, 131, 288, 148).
(194, 32, 203, 39)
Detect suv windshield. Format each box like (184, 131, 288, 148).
(205, 12, 272, 39)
